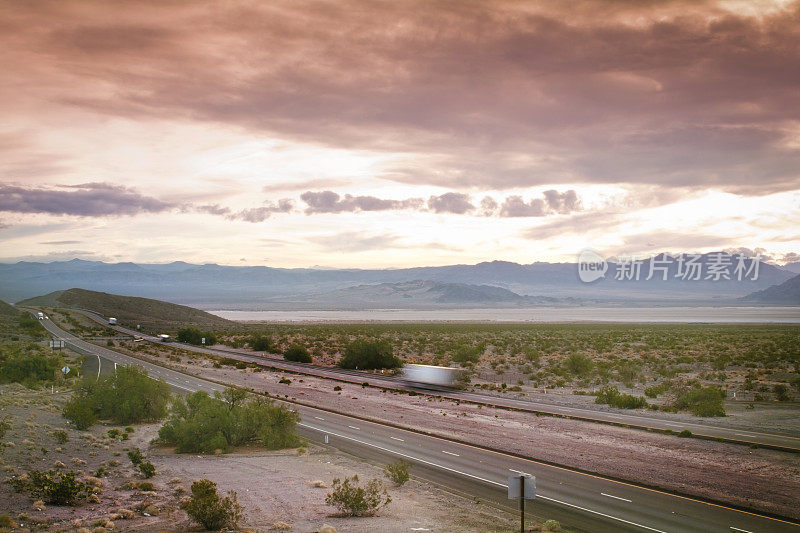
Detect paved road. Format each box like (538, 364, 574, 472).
(72, 309, 800, 452)
(33, 313, 800, 532)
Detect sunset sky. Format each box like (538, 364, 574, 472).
(1, 0, 798, 268)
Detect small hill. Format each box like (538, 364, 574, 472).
(18, 288, 234, 330)
(741, 273, 800, 304)
(0, 299, 20, 319)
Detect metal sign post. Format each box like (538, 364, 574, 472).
(508, 474, 535, 533)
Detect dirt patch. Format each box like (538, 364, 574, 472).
(0, 384, 530, 532)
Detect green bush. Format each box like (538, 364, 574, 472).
(52, 430, 68, 444)
(383, 460, 411, 486)
(338, 340, 402, 370)
(773, 384, 790, 402)
(0, 345, 63, 388)
(563, 352, 593, 378)
(644, 383, 667, 398)
(594, 386, 647, 409)
(177, 327, 216, 346)
(65, 366, 171, 428)
(157, 390, 302, 453)
(678, 429, 693, 438)
(543, 519, 562, 532)
(325, 475, 391, 517)
(674, 386, 726, 417)
(62, 396, 98, 430)
(184, 479, 244, 531)
(127, 447, 143, 466)
(247, 333, 274, 352)
(283, 345, 312, 363)
(451, 345, 483, 365)
(138, 461, 156, 478)
(12, 469, 91, 505)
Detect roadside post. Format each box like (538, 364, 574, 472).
(508, 473, 535, 533)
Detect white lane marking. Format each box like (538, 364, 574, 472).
(601, 492, 632, 503)
(730, 527, 754, 533)
(664, 423, 682, 427)
(314, 416, 325, 421)
(348, 425, 360, 430)
(390, 436, 404, 441)
(442, 450, 460, 457)
(300, 423, 668, 533)
(537, 495, 667, 533)
(509, 468, 530, 475)
(735, 433, 757, 438)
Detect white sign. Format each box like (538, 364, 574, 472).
(201, 337, 206, 345)
(508, 474, 535, 500)
(61, 366, 70, 374)
(50, 339, 65, 349)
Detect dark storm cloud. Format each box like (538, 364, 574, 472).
(301, 191, 423, 214)
(0, 183, 174, 216)
(2, 1, 799, 194)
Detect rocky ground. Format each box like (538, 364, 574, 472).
(0, 384, 550, 532)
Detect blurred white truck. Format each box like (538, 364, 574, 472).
(401, 364, 461, 390)
(108, 317, 117, 325)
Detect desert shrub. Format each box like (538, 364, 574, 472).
(0, 416, 11, 439)
(13, 469, 91, 505)
(543, 519, 562, 531)
(247, 333, 274, 352)
(62, 396, 98, 430)
(674, 386, 726, 417)
(51, 430, 68, 444)
(283, 345, 312, 363)
(0, 345, 63, 388)
(594, 386, 647, 409)
(177, 327, 216, 346)
(451, 345, 483, 365)
(563, 352, 593, 378)
(0, 514, 15, 528)
(138, 461, 156, 478)
(127, 447, 143, 465)
(338, 340, 402, 370)
(67, 365, 171, 426)
(773, 384, 790, 402)
(644, 383, 667, 398)
(184, 479, 244, 531)
(157, 390, 302, 453)
(325, 475, 391, 517)
(137, 481, 154, 491)
(678, 429, 693, 438)
(383, 460, 411, 486)
(334, 385, 342, 391)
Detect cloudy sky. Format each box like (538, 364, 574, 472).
(1, 0, 798, 268)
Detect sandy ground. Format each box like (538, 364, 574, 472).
(117, 348, 800, 520)
(0, 384, 542, 532)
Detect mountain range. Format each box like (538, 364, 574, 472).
(0, 254, 795, 309)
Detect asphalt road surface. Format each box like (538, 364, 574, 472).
(73, 309, 800, 452)
(32, 313, 800, 533)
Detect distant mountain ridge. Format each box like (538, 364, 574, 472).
(262, 280, 560, 309)
(742, 273, 800, 304)
(0, 254, 795, 309)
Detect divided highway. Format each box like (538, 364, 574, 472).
(34, 313, 800, 533)
(76, 309, 800, 452)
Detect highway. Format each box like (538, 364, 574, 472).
(34, 313, 800, 533)
(74, 309, 800, 452)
